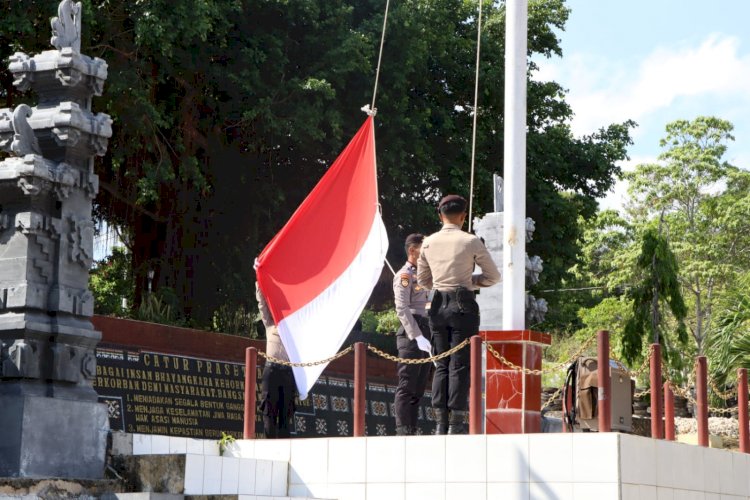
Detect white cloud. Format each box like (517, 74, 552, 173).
(536, 34, 750, 137)
(598, 156, 656, 213)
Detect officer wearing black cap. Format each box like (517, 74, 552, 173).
(417, 194, 501, 434)
(392, 233, 432, 435)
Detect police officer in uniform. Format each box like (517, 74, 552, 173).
(417, 195, 501, 434)
(393, 233, 432, 436)
(256, 282, 297, 438)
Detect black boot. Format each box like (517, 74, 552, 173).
(395, 425, 412, 436)
(448, 410, 468, 435)
(434, 408, 449, 435)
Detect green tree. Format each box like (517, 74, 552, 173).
(90, 246, 134, 316)
(1, 0, 633, 329)
(622, 228, 687, 363)
(625, 116, 745, 354)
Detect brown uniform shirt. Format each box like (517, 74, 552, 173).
(416, 223, 501, 291)
(393, 261, 429, 340)
(255, 282, 289, 362)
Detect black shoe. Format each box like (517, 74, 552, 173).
(395, 425, 412, 436)
(448, 410, 468, 435)
(434, 408, 449, 435)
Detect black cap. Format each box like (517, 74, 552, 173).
(438, 194, 467, 214)
(405, 233, 424, 248)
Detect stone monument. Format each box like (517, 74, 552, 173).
(473, 174, 548, 329)
(473, 174, 551, 433)
(0, 0, 112, 478)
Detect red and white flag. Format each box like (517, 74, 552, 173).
(255, 117, 388, 399)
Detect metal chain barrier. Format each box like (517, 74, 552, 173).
(486, 343, 543, 375)
(367, 337, 471, 364)
(541, 385, 565, 411)
(257, 345, 355, 367)
(709, 377, 737, 401)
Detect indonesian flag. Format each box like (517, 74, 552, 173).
(255, 117, 388, 399)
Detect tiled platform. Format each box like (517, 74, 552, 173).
(126, 432, 750, 499)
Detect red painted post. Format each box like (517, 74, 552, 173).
(243, 347, 257, 439)
(650, 344, 663, 439)
(739, 368, 749, 453)
(354, 342, 366, 437)
(696, 356, 708, 447)
(469, 335, 483, 434)
(664, 382, 675, 441)
(597, 330, 611, 432)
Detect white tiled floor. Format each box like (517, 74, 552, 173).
(125, 432, 750, 500)
(327, 437, 366, 484)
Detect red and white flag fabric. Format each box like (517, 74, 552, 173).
(255, 117, 388, 399)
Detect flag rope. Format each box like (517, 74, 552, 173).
(467, 0, 484, 232)
(362, 0, 392, 117)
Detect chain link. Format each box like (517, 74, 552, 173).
(486, 343, 544, 375)
(257, 345, 355, 367)
(541, 385, 564, 411)
(545, 334, 598, 374)
(367, 338, 471, 364)
(709, 378, 737, 401)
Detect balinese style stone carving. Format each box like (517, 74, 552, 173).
(50, 0, 82, 53)
(474, 175, 548, 329)
(0, 0, 110, 479)
(10, 105, 41, 156)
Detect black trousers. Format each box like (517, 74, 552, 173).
(260, 362, 297, 438)
(394, 317, 432, 429)
(429, 290, 479, 412)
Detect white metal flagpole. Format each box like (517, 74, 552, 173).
(502, 0, 528, 331)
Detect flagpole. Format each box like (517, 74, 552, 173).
(502, 0, 528, 331)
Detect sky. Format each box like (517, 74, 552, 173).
(531, 0, 750, 211)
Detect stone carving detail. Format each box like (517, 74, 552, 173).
(525, 217, 536, 243)
(52, 343, 81, 383)
(493, 173, 504, 212)
(525, 294, 549, 326)
(17, 213, 62, 283)
(8, 52, 34, 91)
(50, 0, 82, 53)
(18, 177, 42, 196)
(525, 255, 544, 286)
(67, 215, 94, 269)
(4, 339, 42, 379)
(0, 108, 12, 151)
(81, 352, 96, 379)
(11, 104, 41, 157)
(52, 162, 78, 200)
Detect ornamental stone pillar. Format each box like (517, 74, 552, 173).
(0, 0, 111, 478)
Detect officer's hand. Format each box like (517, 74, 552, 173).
(415, 335, 432, 354)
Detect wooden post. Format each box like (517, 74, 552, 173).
(243, 347, 257, 439)
(354, 342, 366, 437)
(664, 382, 675, 441)
(469, 335, 483, 434)
(650, 344, 663, 439)
(739, 368, 749, 453)
(696, 356, 708, 447)
(597, 330, 611, 432)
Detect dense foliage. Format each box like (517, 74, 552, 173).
(1, 0, 632, 329)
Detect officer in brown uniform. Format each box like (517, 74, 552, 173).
(417, 194, 501, 434)
(256, 282, 297, 438)
(393, 233, 432, 435)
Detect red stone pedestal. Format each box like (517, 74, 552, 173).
(480, 330, 552, 434)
